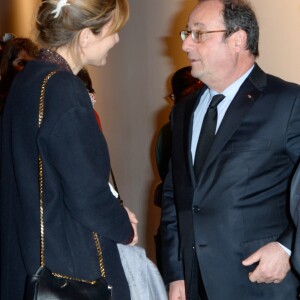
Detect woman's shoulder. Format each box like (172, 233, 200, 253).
(20, 60, 86, 99)
(10, 60, 90, 118)
(24, 60, 77, 85)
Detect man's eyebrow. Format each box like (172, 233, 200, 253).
(186, 22, 206, 29)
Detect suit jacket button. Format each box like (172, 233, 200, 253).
(193, 205, 201, 212)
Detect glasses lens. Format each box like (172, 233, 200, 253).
(192, 31, 201, 43)
(180, 31, 186, 41)
(169, 93, 175, 101)
(180, 31, 201, 43)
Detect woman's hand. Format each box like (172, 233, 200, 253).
(124, 206, 138, 245)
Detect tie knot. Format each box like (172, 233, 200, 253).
(209, 94, 225, 109)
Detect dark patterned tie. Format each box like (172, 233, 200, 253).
(194, 94, 225, 179)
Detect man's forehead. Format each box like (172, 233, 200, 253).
(187, 20, 205, 28)
(188, 4, 224, 28)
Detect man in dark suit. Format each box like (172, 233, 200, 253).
(160, 0, 300, 299)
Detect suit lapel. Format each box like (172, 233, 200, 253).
(196, 64, 267, 184)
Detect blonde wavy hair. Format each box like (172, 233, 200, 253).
(35, 0, 129, 49)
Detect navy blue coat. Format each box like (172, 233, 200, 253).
(161, 64, 300, 299)
(0, 60, 133, 299)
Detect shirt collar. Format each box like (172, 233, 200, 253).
(209, 65, 255, 100)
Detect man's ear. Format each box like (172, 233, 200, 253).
(231, 29, 247, 52)
(79, 28, 92, 48)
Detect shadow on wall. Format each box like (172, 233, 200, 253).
(145, 0, 197, 264)
(161, 1, 196, 71)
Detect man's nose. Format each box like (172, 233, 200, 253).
(182, 35, 194, 52)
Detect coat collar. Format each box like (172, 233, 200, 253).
(38, 49, 72, 73)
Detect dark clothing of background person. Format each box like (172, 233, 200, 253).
(155, 66, 203, 207)
(290, 154, 300, 276)
(154, 121, 172, 274)
(0, 54, 133, 299)
(154, 121, 172, 204)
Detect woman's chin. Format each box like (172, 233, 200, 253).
(98, 57, 107, 67)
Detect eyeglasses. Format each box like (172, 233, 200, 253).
(180, 29, 227, 43)
(168, 93, 175, 101)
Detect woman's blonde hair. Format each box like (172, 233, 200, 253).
(36, 0, 129, 49)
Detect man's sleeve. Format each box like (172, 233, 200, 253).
(160, 162, 184, 284)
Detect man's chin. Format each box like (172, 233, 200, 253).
(191, 68, 203, 80)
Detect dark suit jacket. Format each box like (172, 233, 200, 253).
(161, 64, 300, 299)
(0, 60, 133, 299)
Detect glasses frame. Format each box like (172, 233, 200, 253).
(180, 29, 228, 43)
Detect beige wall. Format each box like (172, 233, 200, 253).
(2, 0, 300, 261)
(0, 0, 39, 37)
(252, 0, 300, 82)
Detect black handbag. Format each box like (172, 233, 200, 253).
(24, 71, 112, 300)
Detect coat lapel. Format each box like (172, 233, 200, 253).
(196, 64, 267, 184)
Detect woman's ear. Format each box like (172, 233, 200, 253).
(79, 28, 92, 48)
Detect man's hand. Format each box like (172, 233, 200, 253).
(169, 280, 186, 300)
(242, 242, 291, 284)
(124, 206, 138, 245)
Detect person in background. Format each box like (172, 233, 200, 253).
(0, 0, 138, 299)
(77, 67, 102, 129)
(0, 37, 39, 114)
(160, 0, 300, 299)
(0, 33, 16, 76)
(154, 66, 202, 274)
(155, 66, 202, 185)
(290, 161, 300, 277)
(0, 41, 5, 66)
